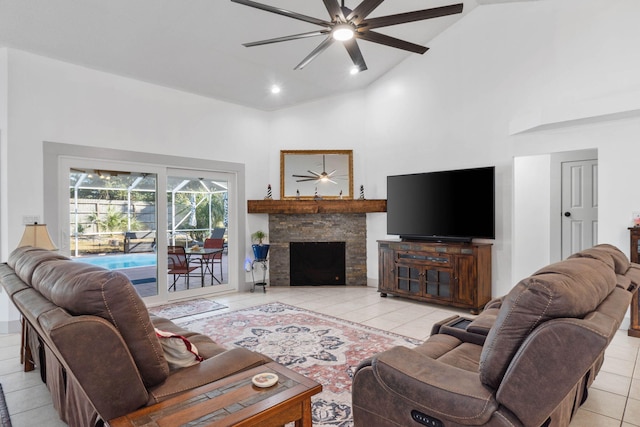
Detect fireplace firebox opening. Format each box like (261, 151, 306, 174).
(290, 242, 346, 286)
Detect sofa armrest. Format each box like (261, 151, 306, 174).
(147, 347, 271, 403)
(40, 309, 149, 421)
(356, 346, 497, 425)
(429, 315, 460, 335)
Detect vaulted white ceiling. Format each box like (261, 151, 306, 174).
(0, 0, 528, 110)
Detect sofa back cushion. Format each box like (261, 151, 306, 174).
(29, 257, 169, 387)
(479, 256, 617, 390)
(8, 247, 69, 285)
(568, 244, 630, 275)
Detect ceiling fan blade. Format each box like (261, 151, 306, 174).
(231, 0, 332, 27)
(322, 0, 345, 22)
(356, 30, 428, 54)
(307, 170, 322, 177)
(361, 4, 464, 30)
(243, 30, 329, 47)
(296, 178, 317, 182)
(293, 174, 317, 178)
(294, 37, 335, 70)
(343, 39, 368, 71)
(346, 0, 385, 24)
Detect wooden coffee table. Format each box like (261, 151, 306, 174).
(108, 362, 322, 427)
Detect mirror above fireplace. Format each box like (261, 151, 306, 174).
(280, 150, 353, 199)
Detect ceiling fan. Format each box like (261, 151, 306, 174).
(231, 0, 464, 71)
(293, 155, 338, 184)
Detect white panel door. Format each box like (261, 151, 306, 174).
(561, 160, 598, 259)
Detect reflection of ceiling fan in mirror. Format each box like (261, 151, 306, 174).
(231, 0, 464, 71)
(293, 155, 338, 184)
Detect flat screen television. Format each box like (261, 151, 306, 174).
(387, 166, 495, 242)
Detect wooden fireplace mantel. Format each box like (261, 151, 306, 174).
(247, 199, 387, 214)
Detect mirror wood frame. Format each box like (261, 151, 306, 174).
(280, 150, 353, 199)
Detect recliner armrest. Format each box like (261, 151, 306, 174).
(367, 346, 497, 425)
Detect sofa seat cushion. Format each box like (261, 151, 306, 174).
(30, 258, 169, 388)
(436, 343, 483, 373)
(413, 334, 482, 373)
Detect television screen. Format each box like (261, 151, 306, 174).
(387, 166, 495, 241)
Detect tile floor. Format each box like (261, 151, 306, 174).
(1, 285, 639, 426)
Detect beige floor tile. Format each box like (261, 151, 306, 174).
(592, 371, 632, 396)
(623, 397, 640, 426)
(581, 388, 627, 420)
(571, 408, 624, 426)
(630, 379, 640, 401)
(607, 343, 640, 362)
(601, 355, 636, 378)
(9, 403, 68, 427)
(4, 383, 56, 415)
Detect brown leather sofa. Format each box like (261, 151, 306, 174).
(352, 244, 640, 427)
(0, 246, 271, 427)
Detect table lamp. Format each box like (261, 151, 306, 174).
(17, 222, 57, 250)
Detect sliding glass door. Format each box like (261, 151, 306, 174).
(166, 169, 231, 298)
(59, 156, 237, 303)
(66, 161, 161, 298)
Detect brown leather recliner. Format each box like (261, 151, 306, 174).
(352, 244, 640, 427)
(0, 247, 272, 427)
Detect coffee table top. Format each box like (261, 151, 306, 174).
(109, 362, 322, 427)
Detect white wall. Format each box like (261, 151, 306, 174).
(0, 49, 272, 331)
(2, 48, 272, 251)
(2, 0, 640, 330)
(270, 0, 640, 298)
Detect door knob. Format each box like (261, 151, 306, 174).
(564, 212, 571, 217)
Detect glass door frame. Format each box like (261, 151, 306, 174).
(166, 167, 236, 300)
(45, 142, 247, 305)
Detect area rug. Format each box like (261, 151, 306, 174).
(148, 298, 226, 319)
(0, 384, 12, 427)
(178, 302, 421, 427)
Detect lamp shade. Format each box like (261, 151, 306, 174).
(18, 223, 58, 250)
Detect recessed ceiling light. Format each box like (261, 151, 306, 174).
(350, 67, 360, 75)
(270, 85, 281, 94)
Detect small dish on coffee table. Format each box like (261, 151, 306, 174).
(252, 372, 278, 388)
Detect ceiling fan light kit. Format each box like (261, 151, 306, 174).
(231, 0, 464, 71)
(332, 23, 355, 41)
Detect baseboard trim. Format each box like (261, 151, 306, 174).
(0, 319, 20, 334)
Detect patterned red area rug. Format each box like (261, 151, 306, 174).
(148, 298, 226, 320)
(0, 383, 12, 427)
(178, 302, 421, 427)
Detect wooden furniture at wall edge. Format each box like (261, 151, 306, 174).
(378, 240, 492, 314)
(628, 227, 640, 337)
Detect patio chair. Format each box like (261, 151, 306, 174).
(210, 228, 226, 239)
(202, 238, 224, 284)
(167, 246, 203, 291)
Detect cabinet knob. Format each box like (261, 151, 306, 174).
(564, 212, 571, 217)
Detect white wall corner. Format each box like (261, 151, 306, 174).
(509, 89, 640, 135)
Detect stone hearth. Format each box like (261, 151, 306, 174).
(268, 213, 366, 286)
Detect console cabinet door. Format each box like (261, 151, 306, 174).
(454, 255, 475, 306)
(378, 245, 395, 293)
(423, 266, 453, 302)
(395, 263, 422, 296)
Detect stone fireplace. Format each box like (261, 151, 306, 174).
(268, 213, 367, 286)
